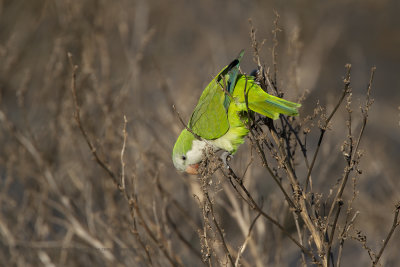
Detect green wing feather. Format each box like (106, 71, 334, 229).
(223, 50, 244, 110)
(188, 52, 300, 141)
(188, 80, 228, 140)
(188, 51, 244, 140)
(173, 51, 302, 170)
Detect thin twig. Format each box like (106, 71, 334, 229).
(326, 66, 374, 226)
(131, 194, 183, 267)
(235, 212, 262, 267)
(292, 211, 307, 266)
(196, 194, 212, 267)
(156, 180, 201, 231)
(269, 128, 325, 259)
(326, 66, 375, 267)
(327, 199, 344, 267)
(218, 74, 234, 100)
(337, 211, 359, 267)
(242, 72, 323, 262)
(372, 202, 400, 266)
(172, 104, 202, 141)
(131, 213, 154, 266)
(305, 64, 352, 192)
(281, 115, 310, 171)
(271, 9, 281, 87)
(165, 207, 204, 262)
(120, 115, 128, 190)
(243, 76, 297, 210)
(248, 19, 264, 69)
(222, 167, 314, 259)
(67, 52, 119, 186)
(68, 53, 181, 266)
(205, 193, 235, 267)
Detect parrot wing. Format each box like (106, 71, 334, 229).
(188, 50, 244, 140)
(223, 50, 244, 110)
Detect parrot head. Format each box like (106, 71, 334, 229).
(172, 129, 206, 174)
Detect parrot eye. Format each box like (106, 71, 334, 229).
(181, 155, 186, 161)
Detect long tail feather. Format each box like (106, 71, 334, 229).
(249, 94, 301, 119)
(234, 75, 301, 120)
(249, 102, 281, 119)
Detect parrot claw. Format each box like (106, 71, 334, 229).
(221, 151, 233, 169)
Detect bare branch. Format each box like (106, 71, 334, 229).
(172, 104, 202, 141)
(235, 212, 262, 267)
(326, 66, 375, 226)
(305, 64, 352, 192)
(222, 167, 314, 259)
(243, 76, 297, 210)
(271, 9, 281, 86)
(120, 115, 128, 190)
(327, 199, 344, 266)
(205, 192, 235, 267)
(372, 202, 400, 266)
(67, 52, 119, 186)
(337, 211, 359, 267)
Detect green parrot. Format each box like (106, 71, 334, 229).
(172, 51, 301, 174)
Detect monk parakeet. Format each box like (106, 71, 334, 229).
(172, 51, 301, 174)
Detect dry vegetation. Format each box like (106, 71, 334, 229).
(1, 1, 400, 267)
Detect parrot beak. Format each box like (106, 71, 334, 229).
(185, 163, 199, 175)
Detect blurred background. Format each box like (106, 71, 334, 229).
(0, 0, 399, 266)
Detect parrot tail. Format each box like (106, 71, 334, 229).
(249, 94, 301, 120)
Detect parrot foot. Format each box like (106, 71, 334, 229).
(221, 151, 233, 169)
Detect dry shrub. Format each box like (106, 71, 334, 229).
(0, 1, 399, 267)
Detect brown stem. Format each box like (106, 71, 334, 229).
(326, 199, 343, 267)
(205, 193, 235, 267)
(223, 167, 314, 259)
(243, 76, 297, 210)
(326, 66, 375, 227)
(305, 64, 352, 193)
(372, 202, 400, 266)
(67, 52, 119, 186)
